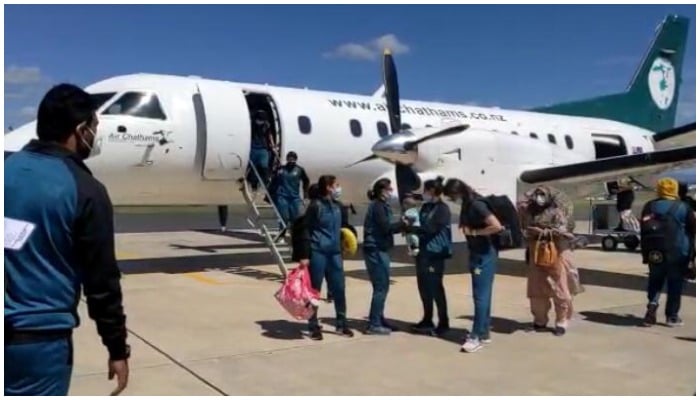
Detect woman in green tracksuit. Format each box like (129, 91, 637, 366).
(300, 175, 353, 340)
(405, 177, 453, 336)
(362, 178, 405, 335)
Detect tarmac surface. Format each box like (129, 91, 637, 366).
(67, 211, 696, 396)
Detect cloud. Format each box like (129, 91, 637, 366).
(324, 34, 410, 61)
(5, 91, 26, 100)
(19, 106, 37, 118)
(5, 65, 43, 85)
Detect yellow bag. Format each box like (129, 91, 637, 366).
(534, 231, 558, 269)
(341, 227, 358, 258)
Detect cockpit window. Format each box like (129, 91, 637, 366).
(102, 92, 167, 120)
(90, 92, 116, 110)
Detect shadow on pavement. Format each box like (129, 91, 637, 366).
(579, 311, 646, 327)
(118, 232, 695, 298)
(255, 320, 308, 340)
(457, 315, 531, 334)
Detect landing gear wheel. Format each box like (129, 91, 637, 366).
(623, 235, 640, 251)
(602, 235, 618, 252)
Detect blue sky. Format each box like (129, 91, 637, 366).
(4, 4, 696, 131)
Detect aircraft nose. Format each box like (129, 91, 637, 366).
(371, 132, 418, 165)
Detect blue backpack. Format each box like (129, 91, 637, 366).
(640, 200, 686, 264)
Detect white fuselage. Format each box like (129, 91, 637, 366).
(4, 73, 656, 206)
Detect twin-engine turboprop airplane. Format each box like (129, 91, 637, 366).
(4, 14, 695, 274)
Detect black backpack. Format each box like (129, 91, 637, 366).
(479, 195, 523, 250)
(640, 200, 685, 264)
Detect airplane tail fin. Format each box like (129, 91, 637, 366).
(531, 14, 689, 133)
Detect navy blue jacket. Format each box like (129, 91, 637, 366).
(302, 197, 343, 255)
(293, 199, 351, 261)
(271, 164, 310, 199)
(4, 140, 128, 360)
(363, 199, 403, 252)
(407, 200, 452, 259)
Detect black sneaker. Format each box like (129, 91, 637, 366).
(310, 327, 323, 341)
(435, 323, 450, 337)
(336, 326, 354, 337)
(643, 304, 658, 327)
(554, 326, 566, 336)
(666, 317, 684, 327)
(531, 323, 549, 332)
(410, 320, 435, 334)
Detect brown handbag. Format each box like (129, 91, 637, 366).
(534, 231, 558, 269)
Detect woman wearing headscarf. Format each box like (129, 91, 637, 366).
(518, 185, 578, 336)
(640, 178, 695, 327)
(362, 178, 406, 335)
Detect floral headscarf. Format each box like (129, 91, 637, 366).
(518, 185, 575, 233)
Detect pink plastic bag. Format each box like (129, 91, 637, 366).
(274, 264, 320, 320)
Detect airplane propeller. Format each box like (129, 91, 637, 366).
(346, 49, 468, 207)
(380, 49, 420, 204)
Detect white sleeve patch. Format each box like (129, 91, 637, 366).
(4, 217, 36, 250)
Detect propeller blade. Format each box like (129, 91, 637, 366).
(395, 164, 421, 208)
(383, 49, 401, 134)
(410, 124, 470, 147)
(345, 154, 379, 168)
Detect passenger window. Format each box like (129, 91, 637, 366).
(102, 92, 166, 120)
(425, 124, 433, 128)
(90, 92, 116, 110)
(511, 131, 518, 135)
(298, 116, 312, 134)
(350, 119, 362, 137)
(548, 134, 556, 144)
(377, 121, 389, 138)
(530, 132, 538, 139)
(401, 123, 412, 130)
(565, 135, 574, 149)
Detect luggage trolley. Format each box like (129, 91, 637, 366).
(587, 197, 641, 252)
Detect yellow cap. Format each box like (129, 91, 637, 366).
(657, 177, 679, 200)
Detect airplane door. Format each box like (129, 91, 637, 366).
(196, 80, 250, 180)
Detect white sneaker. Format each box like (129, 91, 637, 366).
(460, 338, 483, 353)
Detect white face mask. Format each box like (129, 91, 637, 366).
(78, 126, 102, 159)
(332, 186, 342, 200)
(423, 193, 434, 202)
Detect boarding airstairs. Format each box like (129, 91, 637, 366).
(240, 161, 290, 278)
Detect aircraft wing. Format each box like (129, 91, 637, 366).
(519, 145, 696, 196)
(653, 122, 696, 150)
